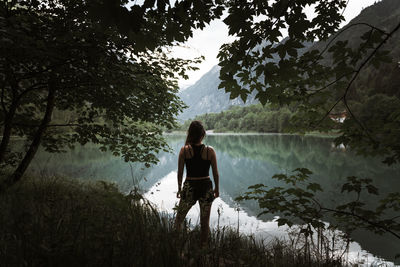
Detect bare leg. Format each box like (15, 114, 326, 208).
(199, 202, 212, 247)
(174, 199, 193, 232)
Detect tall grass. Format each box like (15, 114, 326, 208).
(0, 175, 346, 266)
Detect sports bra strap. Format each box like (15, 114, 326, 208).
(184, 145, 196, 160)
(184, 144, 211, 160)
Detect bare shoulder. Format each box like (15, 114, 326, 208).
(206, 145, 215, 153)
(180, 145, 193, 158)
(180, 145, 191, 150)
(206, 145, 216, 159)
(179, 146, 186, 155)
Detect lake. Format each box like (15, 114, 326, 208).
(28, 134, 400, 265)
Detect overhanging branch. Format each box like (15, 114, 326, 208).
(316, 21, 400, 133)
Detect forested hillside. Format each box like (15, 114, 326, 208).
(180, 104, 294, 133)
(311, 0, 400, 106)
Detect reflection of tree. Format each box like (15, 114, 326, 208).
(206, 135, 399, 211)
(207, 135, 398, 186)
(28, 137, 185, 192)
(30, 134, 399, 206)
(29, 144, 145, 192)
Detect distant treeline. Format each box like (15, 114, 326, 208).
(178, 89, 400, 134)
(180, 104, 294, 133)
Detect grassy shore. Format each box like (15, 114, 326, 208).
(0, 175, 345, 267)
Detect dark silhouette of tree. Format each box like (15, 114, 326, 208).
(0, 0, 223, 190)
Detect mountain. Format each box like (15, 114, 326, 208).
(177, 39, 295, 121)
(177, 65, 258, 121)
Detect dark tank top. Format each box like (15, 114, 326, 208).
(185, 144, 211, 177)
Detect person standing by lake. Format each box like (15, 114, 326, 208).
(175, 120, 220, 247)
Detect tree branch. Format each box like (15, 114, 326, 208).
(15, 82, 47, 103)
(1, 85, 57, 193)
(310, 22, 389, 67)
(336, 21, 400, 137)
(316, 21, 400, 129)
(342, 21, 400, 99)
(12, 122, 81, 128)
(19, 47, 109, 80)
(320, 207, 400, 240)
(340, 0, 350, 17)
(308, 70, 356, 94)
(5, 62, 19, 99)
(1, 81, 7, 115)
(389, 215, 400, 221)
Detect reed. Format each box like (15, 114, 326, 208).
(0, 175, 347, 266)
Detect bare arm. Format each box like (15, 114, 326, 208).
(177, 147, 185, 198)
(209, 146, 219, 198)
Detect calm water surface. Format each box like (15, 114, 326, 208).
(29, 134, 400, 265)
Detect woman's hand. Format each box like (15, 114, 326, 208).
(214, 188, 219, 198)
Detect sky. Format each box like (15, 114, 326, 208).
(172, 0, 380, 89)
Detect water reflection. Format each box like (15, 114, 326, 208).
(29, 134, 400, 264)
(206, 134, 400, 264)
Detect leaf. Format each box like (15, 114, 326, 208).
(277, 46, 286, 59)
(287, 48, 298, 57)
(248, 184, 265, 190)
(307, 183, 322, 192)
(366, 184, 379, 195)
(277, 218, 293, 227)
(143, 0, 156, 8)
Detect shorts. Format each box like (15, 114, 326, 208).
(181, 179, 215, 206)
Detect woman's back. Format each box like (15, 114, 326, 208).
(184, 144, 211, 178)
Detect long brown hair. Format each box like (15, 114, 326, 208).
(185, 120, 206, 145)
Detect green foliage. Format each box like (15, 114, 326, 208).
(180, 104, 295, 133)
(236, 169, 400, 239)
(215, 1, 400, 247)
(218, 0, 400, 164)
(0, 0, 216, 183)
(88, 0, 224, 50)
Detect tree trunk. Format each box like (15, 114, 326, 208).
(0, 101, 18, 163)
(0, 65, 19, 163)
(0, 87, 56, 193)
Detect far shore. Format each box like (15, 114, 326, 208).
(165, 130, 340, 138)
(4, 130, 340, 140)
